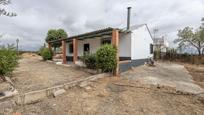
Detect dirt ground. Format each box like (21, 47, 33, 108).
(2, 54, 204, 115)
(185, 64, 204, 89)
(12, 77, 204, 115)
(121, 62, 204, 94)
(12, 53, 92, 93)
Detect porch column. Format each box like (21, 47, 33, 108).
(48, 42, 52, 51)
(112, 29, 119, 76)
(73, 38, 78, 64)
(62, 40, 67, 64)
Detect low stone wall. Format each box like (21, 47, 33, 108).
(15, 73, 110, 105)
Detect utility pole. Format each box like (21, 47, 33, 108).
(16, 38, 19, 55)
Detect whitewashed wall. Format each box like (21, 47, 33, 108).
(131, 25, 153, 60)
(66, 38, 102, 57)
(119, 33, 131, 57)
(66, 25, 152, 60)
(77, 38, 101, 56)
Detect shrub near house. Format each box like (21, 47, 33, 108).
(83, 44, 117, 73)
(38, 47, 53, 61)
(96, 44, 117, 72)
(82, 53, 97, 69)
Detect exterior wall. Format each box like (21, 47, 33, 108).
(78, 38, 102, 56)
(131, 25, 153, 60)
(66, 38, 102, 57)
(119, 33, 131, 60)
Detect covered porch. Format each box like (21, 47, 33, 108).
(48, 28, 120, 75)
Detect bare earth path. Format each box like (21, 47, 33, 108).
(13, 77, 204, 115)
(4, 54, 204, 114)
(12, 54, 92, 93)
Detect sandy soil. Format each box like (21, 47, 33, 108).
(12, 53, 92, 93)
(4, 55, 204, 115)
(185, 64, 204, 88)
(0, 82, 10, 92)
(12, 77, 204, 115)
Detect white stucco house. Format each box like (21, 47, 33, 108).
(49, 24, 153, 73)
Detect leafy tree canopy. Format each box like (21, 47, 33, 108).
(45, 29, 68, 43)
(174, 25, 204, 55)
(0, 0, 17, 17)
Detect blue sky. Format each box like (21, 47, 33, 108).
(0, 0, 204, 51)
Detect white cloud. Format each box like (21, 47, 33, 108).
(0, 0, 204, 50)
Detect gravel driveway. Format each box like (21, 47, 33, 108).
(12, 54, 92, 93)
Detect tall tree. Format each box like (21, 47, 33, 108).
(45, 29, 68, 51)
(45, 29, 68, 43)
(0, 0, 16, 17)
(174, 26, 204, 55)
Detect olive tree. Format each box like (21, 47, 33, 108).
(175, 18, 204, 56)
(174, 26, 204, 56)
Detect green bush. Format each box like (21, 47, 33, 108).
(41, 48, 53, 60)
(82, 53, 97, 69)
(0, 45, 19, 80)
(96, 44, 117, 72)
(37, 46, 45, 56)
(154, 50, 161, 60)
